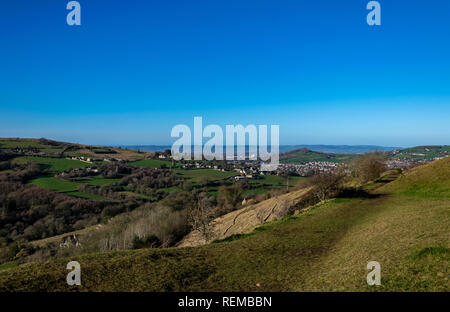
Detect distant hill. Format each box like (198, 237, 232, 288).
(388, 145, 450, 160)
(0, 138, 147, 161)
(279, 145, 399, 154)
(280, 148, 356, 164)
(281, 145, 450, 164)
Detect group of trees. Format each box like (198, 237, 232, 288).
(0, 167, 134, 260)
(60, 164, 184, 202)
(216, 183, 244, 215)
(96, 202, 190, 251)
(307, 152, 387, 203)
(120, 167, 182, 193)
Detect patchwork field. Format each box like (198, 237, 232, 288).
(29, 176, 117, 200)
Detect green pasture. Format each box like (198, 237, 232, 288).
(129, 159, 174, 168)
(12, 156, 92, 172)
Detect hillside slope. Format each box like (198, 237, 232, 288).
(178, 187, 313, 247)
(0, 158, 448, 292)
(280, 148, 355, 164)
(0, 138, 146, 161)
(377, 156, 450, 197)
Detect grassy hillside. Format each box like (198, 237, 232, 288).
(129, 159, 174, 168)
(0, 158, 448, 291)
(281, 145, 450, 164)
(0, 138, 66, 153)
(12, 156, 92, 172)
(377, 156, 450, 197)
(280, 148, 356, 164)
(31, 176, 80, 192)
(173, 169, 237, 182)
(390, 145, 450, 160)
(0, 138, 146, 161)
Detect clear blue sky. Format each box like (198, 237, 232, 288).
(1, 0, 449, 146)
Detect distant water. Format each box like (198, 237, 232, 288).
(117, 145, 399, 155)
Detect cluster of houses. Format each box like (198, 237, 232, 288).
(178, 160, 274, 180)
(59, 167, 99, 177)
(180, 162, 220, 170)
(385, 156, 447, 170)
(68, 156, 125, 163)
(277, 161, 340, 177)
(176, 158, 344, 180)
(231, 166, 265, 180)
(69, 156, 94, 163)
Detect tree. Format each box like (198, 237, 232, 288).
(351, 152, 386, 183)
(216, 183, 243, 215)
(309, 170, 347, 202)
(188, 192, 215, 240)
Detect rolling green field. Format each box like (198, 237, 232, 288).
(158, 186, 183, 193)
(29, 176, 114, 200)
(12, 156, 92, 172)
(0, 262, 18, 273)
(255, 174, 305, 186)
(129, 159, 174, 168)
(80, 176, 122, 186)
(390, 145, 450, 160)
(0, 138, 146, 162)
(2, 158, 447, 291)
(0, 139, 67, 154)
(173, 168, 237, 182)
(30, 176, 79, 192)
(64, 191, 109, 201)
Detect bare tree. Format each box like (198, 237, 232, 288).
(309, 170, 347, 202)
(351, 152, 387, 183)
(216, 182, 243, 215)
(188, 192, 214, 240)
